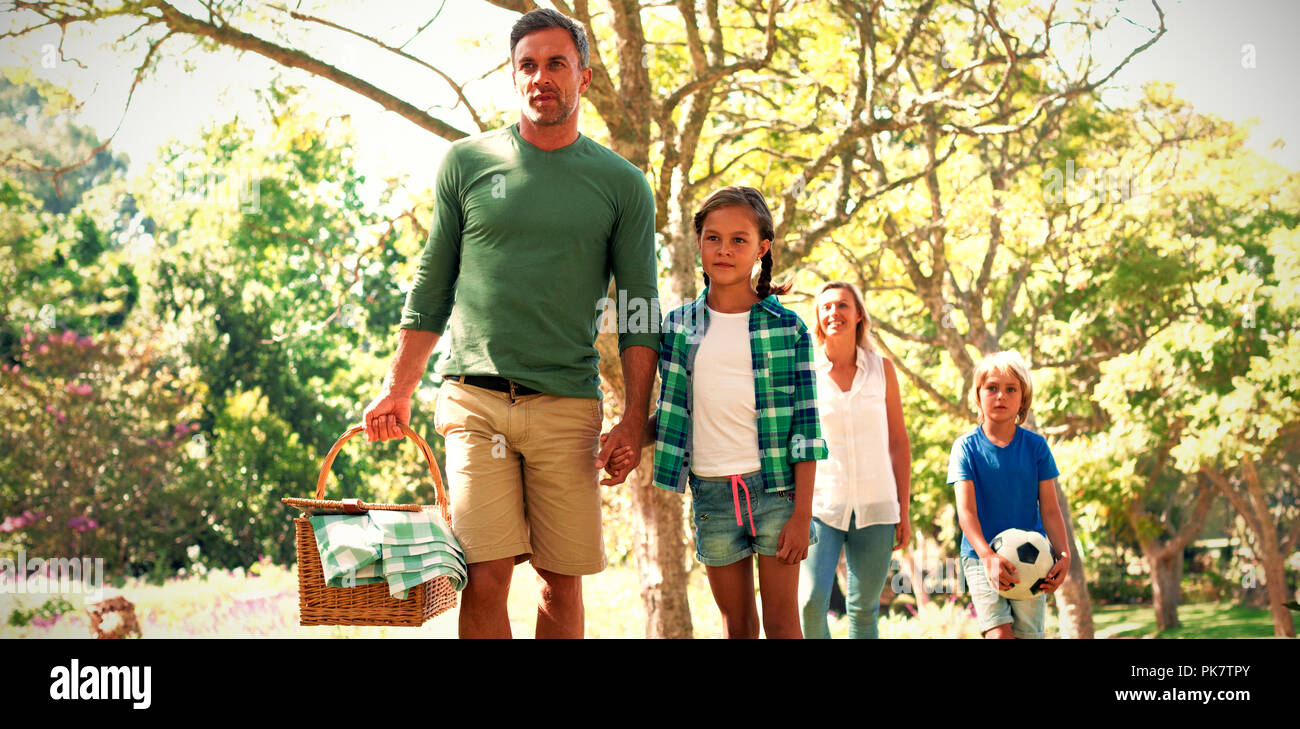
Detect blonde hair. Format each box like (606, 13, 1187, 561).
(970, 350, 1033, 424)
(813, 281, 874, 352)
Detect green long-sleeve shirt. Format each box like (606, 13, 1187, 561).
(400, 124, 661, 399)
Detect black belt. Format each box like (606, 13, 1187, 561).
(444, 375, 542, 398)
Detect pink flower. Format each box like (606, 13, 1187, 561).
(76, 336, 93, 349)
(37, 345, 49, 355)
(61, 330, 77, 345)
(65, 383, 93, 396)
(68, 515, 99, 532)
(1, 510, 42, 532)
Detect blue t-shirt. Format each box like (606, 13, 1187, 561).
(947, 426, 1060, 559)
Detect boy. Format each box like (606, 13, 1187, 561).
(948, 351, 1071, 639)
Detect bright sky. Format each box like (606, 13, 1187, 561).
(2, 0, 1298, 199)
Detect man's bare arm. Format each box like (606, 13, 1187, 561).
(362, 328, 441, 441)
(595, 344, 657, 485)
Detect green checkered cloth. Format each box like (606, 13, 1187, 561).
(310, 508, 465, 599)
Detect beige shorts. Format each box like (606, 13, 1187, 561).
(433, 379, 606, 575)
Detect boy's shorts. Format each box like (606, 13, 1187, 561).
(961, 556, 1046, 638)
(434, 378, 606, 576)
(687, 470, 816, 567)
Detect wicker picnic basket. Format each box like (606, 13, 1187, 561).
(282, 423, 458, 627)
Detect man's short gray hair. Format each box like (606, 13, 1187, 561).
(509, 8, 590, 70)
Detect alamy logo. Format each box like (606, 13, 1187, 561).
(595, 290, 661, 335)
(49, 659, 152, 710)
(791, 434, 807, 460)
(0, 550, 105, 601)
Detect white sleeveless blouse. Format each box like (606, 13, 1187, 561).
(813, 347, 900, 530)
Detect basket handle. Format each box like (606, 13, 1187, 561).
(314, 423, 450, 524)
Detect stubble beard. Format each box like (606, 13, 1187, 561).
(524, 92, 578, 127)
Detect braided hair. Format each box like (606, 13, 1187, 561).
(694, 186, 793, 298)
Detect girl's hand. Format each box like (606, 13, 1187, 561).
(983, 553, 1019, 592)
(776, 515, 811, 564)
(1040, 551, 1070, 593)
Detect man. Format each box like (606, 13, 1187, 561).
(361, 8, 659, 639)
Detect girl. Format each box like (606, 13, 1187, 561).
(800, 281, 912, 639)
(611, 186, 827, 638)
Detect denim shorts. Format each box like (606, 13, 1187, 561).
(961, 556, 1046, 639)
(688, 470, 815, 567)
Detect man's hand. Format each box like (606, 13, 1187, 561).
(597, 432, 636, 481)
(362, 391, 411, 442)
(595, 419, 643, 485)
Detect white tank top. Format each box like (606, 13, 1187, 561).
(813, 347, 900, 530)
(690, 307, 762, 477)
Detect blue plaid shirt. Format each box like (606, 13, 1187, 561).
(652, 289, 828, 493)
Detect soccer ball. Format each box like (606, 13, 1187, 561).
(989, 528, 1055, 600)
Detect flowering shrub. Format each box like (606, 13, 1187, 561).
(0, 328, 203, 572)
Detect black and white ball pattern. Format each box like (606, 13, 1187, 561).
(989, 528, 1055, 600)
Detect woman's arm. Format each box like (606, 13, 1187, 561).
(882, 357, 912, 549)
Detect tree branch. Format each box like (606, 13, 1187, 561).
(271, 4, 489, 132)
(86, 0, 470, 142)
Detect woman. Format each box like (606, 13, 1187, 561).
(799, 281, 912, 639)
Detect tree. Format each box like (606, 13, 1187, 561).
(1084, 123, 1300, 637)
(0, 322, 203, 573)
(803, 75, 1230, 634)
(0, 73, 128, 214)
(1, 81, 457, 575)
(3, 0, 1170, 637)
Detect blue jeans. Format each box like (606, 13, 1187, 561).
(799, 515, 895, 639)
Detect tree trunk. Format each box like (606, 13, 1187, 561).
(1241, 457, 1297, 638)
(1143, 544, 1184, 631)
(627, 449, 694, 638)
(1024, 414, 1094, 639)
(595, 327, 693, 638)
(1204, 461, 1297, 638)
(1259, 548, 1296, 638)
(1052, 483, 1095, 638)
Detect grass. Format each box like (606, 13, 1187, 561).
(0, 560, 979, 638)
(1, 561, 1284, 638)
(1091, 601, 1282, 639)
